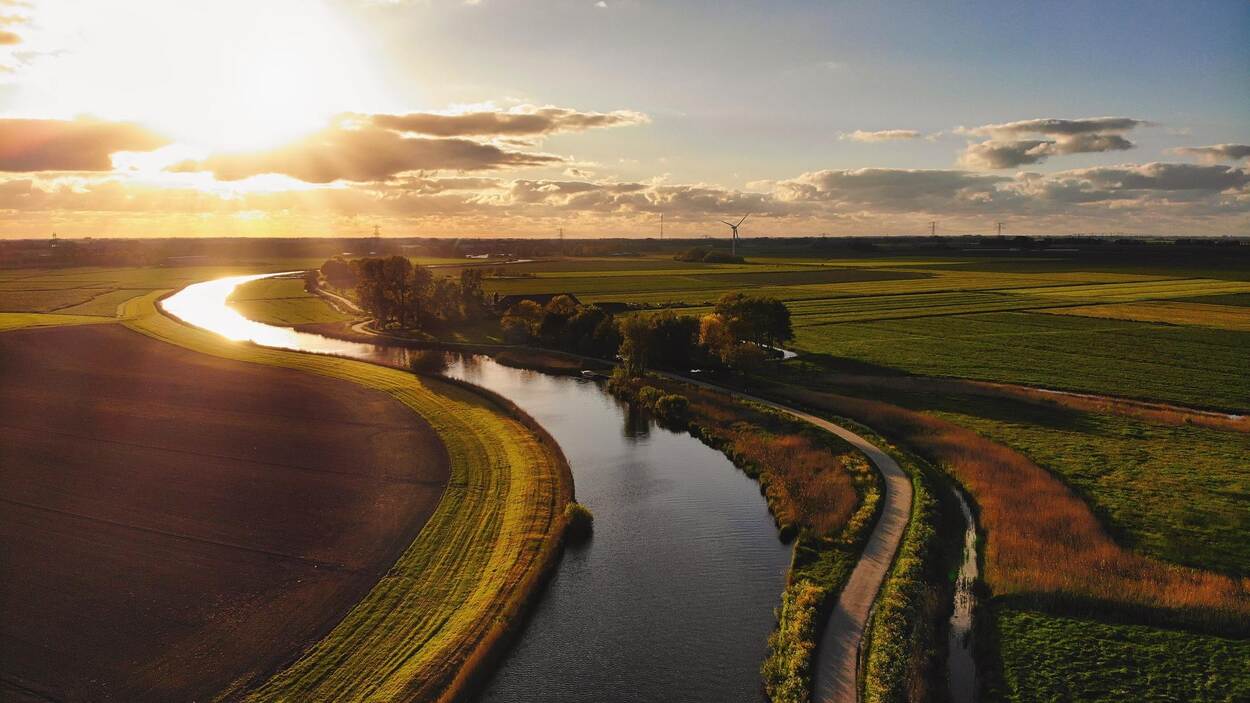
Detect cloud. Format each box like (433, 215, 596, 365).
(368, 105, 649, 138)
(959, 134, 1135, 169)
(0, 29, 18, 44)
(0, 118, 169, 172)
(957, 116, 1146, 169)
(1172, 144, 1250, 163)
(5, 160, 1247, 236)
(776, 168, 1009, 209)
(1048, 162, 1250, 193)
(840, 129, 922, 142)
(961, 117, 1150, 137)
(170, 123, 564, 182)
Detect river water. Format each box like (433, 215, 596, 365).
(162, 274, 792, 702)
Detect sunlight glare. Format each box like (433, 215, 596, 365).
(20, 0, 383, 151)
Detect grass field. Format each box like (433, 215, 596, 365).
(795, 312, 1250, 410)
(228, 276, 355, 327)
(992, 607, 1250, 702)
(117, 292, 572, 702)
(1041, 300, 1250, 331)
(452, 253, 1250, 409)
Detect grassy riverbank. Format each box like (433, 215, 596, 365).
(122, 292, 573, 702)
(227, 276, 356, 327)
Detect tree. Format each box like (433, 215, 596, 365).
(721, 341, 767, 380)
(646, 311, 700, 371)
(699, 313, 734, 360)
(617, 315, 652, 378)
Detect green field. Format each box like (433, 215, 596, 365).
(795, 312, 1250, 410)
(452, 254, 1250, 408)
(993, 607, 1250, 702)
(228, 276, 355, 326)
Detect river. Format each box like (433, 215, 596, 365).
(161, 274, 792, 702)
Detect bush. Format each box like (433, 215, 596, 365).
(653, 393, 690, 425)
(407, 349, 449, 375)
(564, 502, 594, 542)
(636, 385, 663, 407)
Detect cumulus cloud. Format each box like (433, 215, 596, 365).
(0, 118, 169, 172)
(957, 116, 1146, 169)
(840, 129, 921, 142)
(170, 123, 563, 182)
(1048, 162, 1250, 193)
(1172, 144, 1250, 163)
(368, 105, 649, 138)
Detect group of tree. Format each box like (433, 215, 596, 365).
(500, 295, 622, 358)
(322, 256, 487, 330)
(619, 293, 793, 378)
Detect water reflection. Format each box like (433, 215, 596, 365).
(948, 488, 979, 702)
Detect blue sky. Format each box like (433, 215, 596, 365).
(0, 0, 1246, 236)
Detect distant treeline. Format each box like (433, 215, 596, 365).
(4, 233, 1247, 270)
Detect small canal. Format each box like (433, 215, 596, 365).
(162, 274, 792, 702)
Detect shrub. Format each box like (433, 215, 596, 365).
(653, 394, 690, 425)
(564, 502, 594, 543)
(761, 580, 823, 703)
(636, 385, 663, 407)
(407, 349, 449, 375)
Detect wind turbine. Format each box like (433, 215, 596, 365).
(720, 213, 750, 256)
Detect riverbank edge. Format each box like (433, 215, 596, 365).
(122, 290, 575, 703)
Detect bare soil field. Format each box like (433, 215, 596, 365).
(0, 324, 449, 702)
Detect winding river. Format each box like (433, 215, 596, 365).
(162, 274, 792, 702)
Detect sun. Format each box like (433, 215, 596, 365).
(20, 0, 383, 152)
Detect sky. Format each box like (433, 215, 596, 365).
(0, 0, 1247, 238)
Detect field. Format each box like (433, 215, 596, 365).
(122, 294, 572, 702)
(992, 607, 1250, 702)
(0, 282, 571, 702)
(228, 276, 355, 327)
(463, 254, 1250, 410)
(0, 324, 449, 702)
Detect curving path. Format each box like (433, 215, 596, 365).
(657, 374, 913, 703)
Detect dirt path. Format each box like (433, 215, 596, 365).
(657, 374, 913, 703)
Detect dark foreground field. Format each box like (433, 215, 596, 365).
(0, 325, 449, 702)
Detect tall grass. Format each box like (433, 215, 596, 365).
(770, 383, 1250, 631)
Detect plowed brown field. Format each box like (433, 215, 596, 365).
(0, 324, 449, 702)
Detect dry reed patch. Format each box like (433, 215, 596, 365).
(661, 380, 864, 538)
(771, 384, 1250, 625)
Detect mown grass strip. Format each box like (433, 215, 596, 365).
(0, 311, 116, 332)
(121, 291, 572, 703)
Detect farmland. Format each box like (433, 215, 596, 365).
(446, 254, 1250, 409)
(0, 280, 571, 702)
(0, 323, 449, 702)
